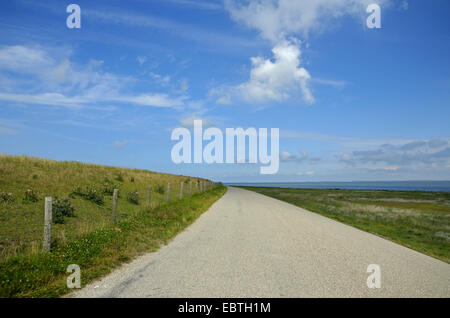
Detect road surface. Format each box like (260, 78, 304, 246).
(73, 187, 450, 297)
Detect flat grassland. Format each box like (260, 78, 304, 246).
(242, 186, 450, 263)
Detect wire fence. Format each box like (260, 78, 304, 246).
(0, 181, 220, 259)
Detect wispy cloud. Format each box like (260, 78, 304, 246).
(281, 149, 320, 164)
(0, 126, 19, 135)
(161, 0, 223, 10)
(114, 140, 129, 148)
(225, 0, 389, 42)
(339, 140, 450, 167)
(84, 7, 262, 50)
(311, 78, 351, 89)
(0, 45, 190, 109)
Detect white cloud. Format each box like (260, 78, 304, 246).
(114, 140, 129, 148)
(88, 59, 104, 70)
(339, 140, 450, 168)
(0, 126, 19, 135)
(149, 72, 171, 85)
(117, 94, 186, 108)
(225, 0, 387, 42)
(312, 78, 351, 89)
(85, 7, 262, 51)
(216, 94, 232, 105)
(137, 56, 147, 66)
(0, 92, 87, 109)
(401, 1, 408, 10)
(280, 151, 296, 161)
(179, 78, 189, 92)
(223, 0, 390, 106)
(46, 59, 72, 83)
(0, 45, 189, 109)
(239, 40, 314, 104)
(280, 149, 319, 163)
(162, 0, 222, 10)
(0, 45, 54, 72)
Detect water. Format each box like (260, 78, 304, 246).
(226, 181, 450, 192)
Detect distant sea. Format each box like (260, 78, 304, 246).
(226, 181, 450, 192)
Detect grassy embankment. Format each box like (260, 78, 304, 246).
(242, 187, 449, 263)
(0, 155, 226, 297)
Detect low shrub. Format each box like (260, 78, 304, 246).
(22, 189, 39, 204)
(126, 190, 139, 205)
(155, 185, 165, 195)
(71, 185, 104, 205)
(115, 173, 124, 182)
(0, 191, 14, 204)
(103, 178, 119, 195)
(52, 197, 76, 224)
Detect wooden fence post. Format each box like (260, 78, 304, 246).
(112, 189, 118, 224)
(167, 183, 170, 202)
(147, 186, 152, 205)
(43, 197, 52, 252)
(195, 181, 198, 192)
(189, 181, 192, 196)
(180, 182, 184, 199)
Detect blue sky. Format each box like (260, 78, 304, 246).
(0, 0, 449, 182)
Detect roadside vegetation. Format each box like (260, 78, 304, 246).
(0, 155, 226, 297)
(0, 155, 208, 258)
(242, 187, 450, 263)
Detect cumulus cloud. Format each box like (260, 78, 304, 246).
(223, 0, 389, 105)
(239, 40, 314, 104)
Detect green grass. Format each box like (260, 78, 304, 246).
(0, 186, 226, 297)
(0, 155, 209, 258)
(241, 187, 450, 263)
(0, 154, 226, 297)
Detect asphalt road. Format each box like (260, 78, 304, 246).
(73, 187, 450, 298)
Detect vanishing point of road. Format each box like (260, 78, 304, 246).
(73, 187, 450, 298)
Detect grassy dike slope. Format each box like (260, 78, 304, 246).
(0, 155, 226, 297)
